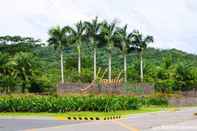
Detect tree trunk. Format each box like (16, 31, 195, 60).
(93, 47, 97, 80)
(60, 50, 64, 84)
(77, 45, 81, 75)
(108, 51, 112, 81)
(140, 51, 143, 83)
(124, 53, 127, 83)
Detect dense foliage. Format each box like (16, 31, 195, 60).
(0, 95, 168, 112)
(0, 36, 52, 94)
(34, 46, 197, 93)
(0, 18, 197, 94)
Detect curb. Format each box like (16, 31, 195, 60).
(55, 115, 121, 121)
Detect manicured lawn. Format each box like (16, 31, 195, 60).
(0, 106, 168, 119)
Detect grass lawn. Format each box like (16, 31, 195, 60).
(0, 106, 171, 119)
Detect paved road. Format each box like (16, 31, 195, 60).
(0, 119, 87, 131)
(0, 107, 197, 131)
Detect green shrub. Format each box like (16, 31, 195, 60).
(0, 95, 168, 112)
(155, 80, 176, 93)
(144, 96, 168, 106)
(141, 95, 168, 106)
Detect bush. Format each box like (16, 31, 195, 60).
(155, 80, 176, 93)
(64, 69, 92, 83)
(0, 95, 168, 112)
(142, 96, 168, 106)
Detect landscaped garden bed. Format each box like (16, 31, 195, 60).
(0, 95, 168, 112)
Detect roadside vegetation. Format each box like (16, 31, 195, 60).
(0, 107, 164, 118)
(0, 95, 167, 112)
(0, 17, 197, 95)
(0, 17, 197, 114)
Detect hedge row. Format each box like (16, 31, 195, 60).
(0, 95, 168, 112)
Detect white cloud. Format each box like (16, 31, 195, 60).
(0, 0, 197, 54)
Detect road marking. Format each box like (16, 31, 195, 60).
(112, 120, 140, 131)
(168, 108, 179, 112)
(25, 125, 67, 131)
(51, 125, 67, 129)
(54, 116, 65, 121)
(25, 129, 36, 131)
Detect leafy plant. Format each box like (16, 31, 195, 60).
(0, 95, 168, 112)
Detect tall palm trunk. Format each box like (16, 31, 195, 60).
(108, 51, 112, 81)
(140, 51, 143, 83)
(60, 50, 64, 84)
(93, 47, 97, 80)
(77, 45, 81, 75)
(124, 53, 127, 82)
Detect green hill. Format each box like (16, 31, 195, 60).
(1, 36, 197, 93)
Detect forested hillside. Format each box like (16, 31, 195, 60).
(35, 45, 197, 83)
(1, 35, 197, 93)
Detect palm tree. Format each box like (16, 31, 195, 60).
(132, 30, 154, 82)
(114, 25, 134, 82)
(48, 26, 71, 84)
(13, 52, 37, 93)
(84, 17, 102, 81)
(68, 21, 86, 75)
(0, 53, 14, 93)
(101, 21, 117, 80)
(0, 53, 9, 76)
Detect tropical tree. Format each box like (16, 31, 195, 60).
(101, 21, 117, 80)
(175, 63, 196, 91)
(84, 17, 102, 80)
(0, 53, 9, 76)
(0, 53, 15, 93)
(132, 30, 154, 82)
(13, 52, 38, 93)
(48, 26, 71, 84)
(68, 21, 86, 75)
(114, 25, 134, 82)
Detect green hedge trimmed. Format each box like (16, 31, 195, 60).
(0, 95, 168, 112)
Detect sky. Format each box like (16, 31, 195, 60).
(0, 0, 197, 54)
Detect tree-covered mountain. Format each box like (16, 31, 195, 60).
(1, 17, 197, 95)
(1, 39, 197, 93)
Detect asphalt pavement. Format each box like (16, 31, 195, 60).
(0, 119, 87, 131)
(0, 107, 197, 131)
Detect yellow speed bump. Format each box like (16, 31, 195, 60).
(54, 116, 121, 121)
